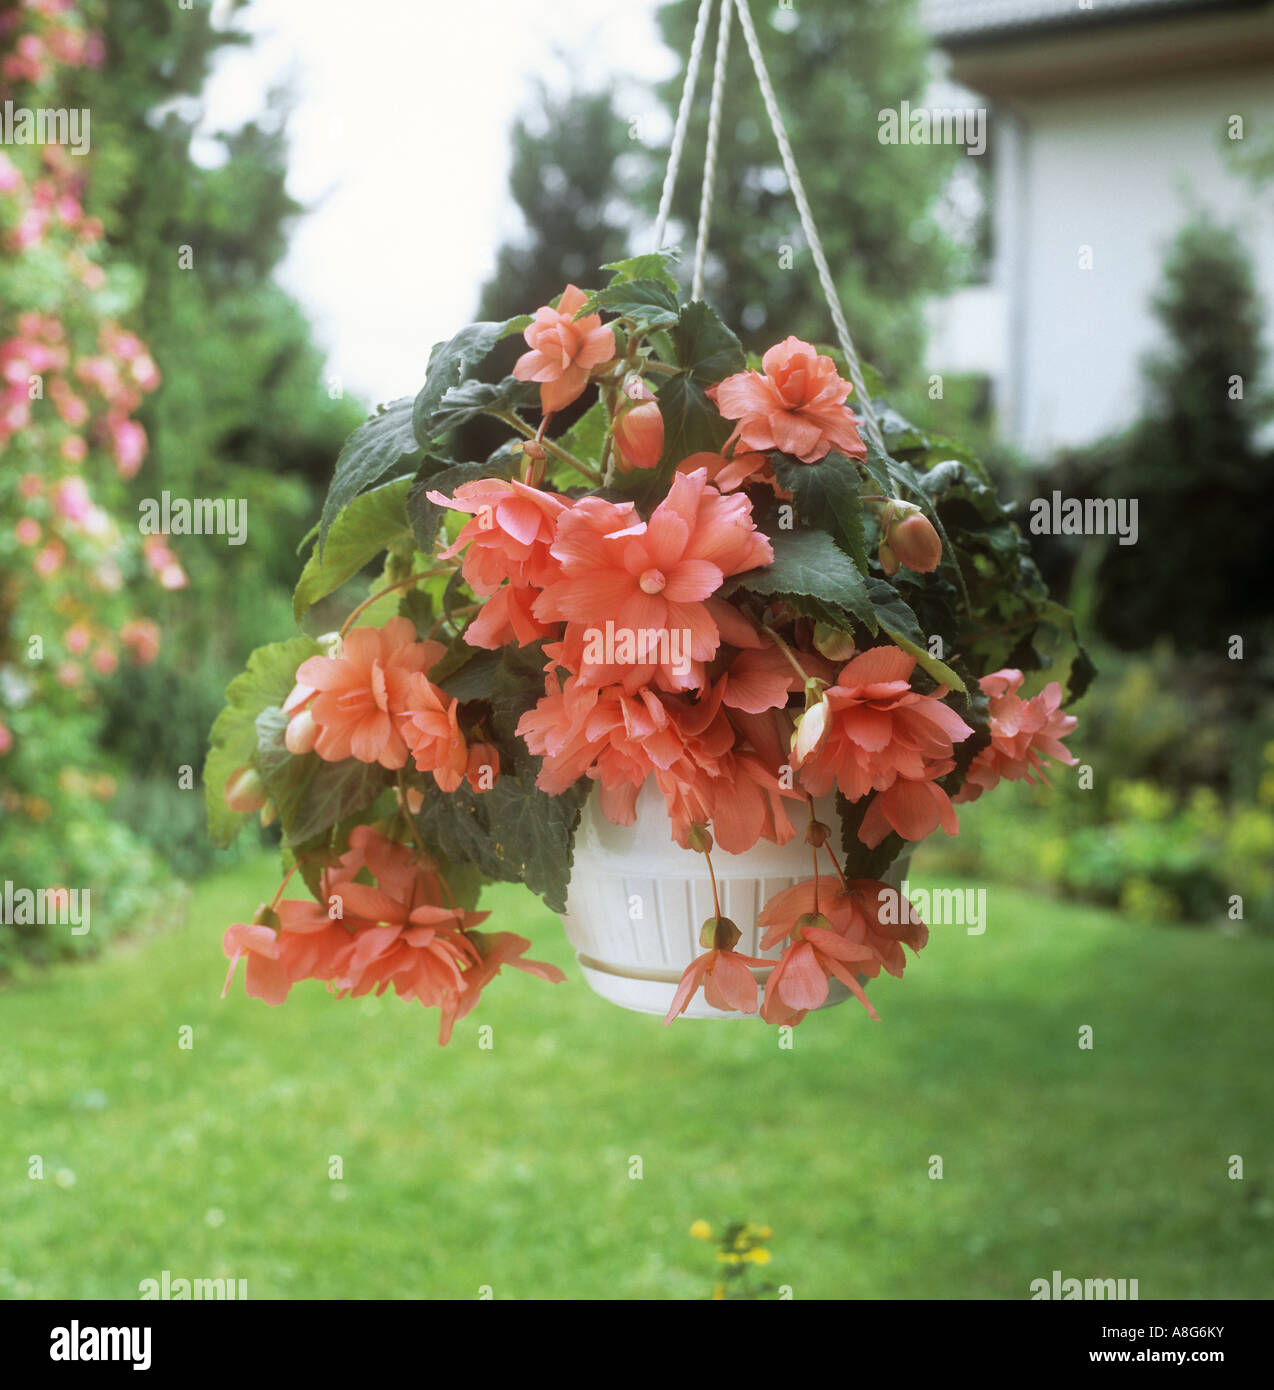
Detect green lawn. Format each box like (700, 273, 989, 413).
(2, 854, 1270, 1300)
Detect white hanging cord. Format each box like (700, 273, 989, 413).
(652, 0, 716, 254)
(731, 0, 886, 455)
(691, 0, 733, 300)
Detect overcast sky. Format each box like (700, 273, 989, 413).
(201, 0, 678, 407)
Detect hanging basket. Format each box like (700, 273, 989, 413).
(210, 0, 1085, 1046)
(562, 784, 912, 1018)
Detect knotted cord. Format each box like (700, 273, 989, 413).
(691, 0, 733, 302)
(653, 0, 886, 457)
(652, 0, 714, 255)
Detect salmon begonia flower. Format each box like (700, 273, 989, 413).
(760, 915, 881, 1026)
(222, 827, 518, 1045)
(296, 618, 444, 769)
(664, 945, 770, 1022)
(676, 449, 780, 494)
(533, 468, 773, 685)
(707, 336, 867, 464)
(399, 672, 468, 791)
(512, 283, 616, 414)
(427, 477, 567, 594)
(955, 669, 1078, 803)
(793, 644, 974, 801)
(758, 875, 928, 980)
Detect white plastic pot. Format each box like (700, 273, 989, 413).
(561, 781, 909, 1019)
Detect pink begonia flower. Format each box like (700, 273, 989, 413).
(426, 477, 568, 649)
(65, 622, 90, 655)
(398, 671, 468, 792)
(92, 647, 118, 676)
(0, 153, 21, 194)
(223, 828, 560, 1045)
(0, 722, 12, 756)
(664, 944, 771, 1023)
(954, 669, 1078, 803)
(15, 518, 41, 547)
(675, 448, 780, 495)
(295, 618, 444, 770)
(760, 915, 881, 1026)
(707, 336, 867, 464)
(759, 875, 927, 981)
(533, 468, 773, 683)
(793, 643, 973, 802)
(512, 283, 615, 414)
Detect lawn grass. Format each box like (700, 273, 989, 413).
(2, 853, 1270, 1300)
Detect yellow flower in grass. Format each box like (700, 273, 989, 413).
(716, 1251, 743, 1265)
(689, 1219, 713, 1241)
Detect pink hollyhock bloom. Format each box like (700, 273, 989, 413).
(131, 355, 160, 391)
(512, 283, 616, 414)
(707, 336, 867, 464)
(760, 913, 881, 1025)
(759, 875, 927, 981)
(56, 661, 82, 688)
(428, 476, 567, 595)
(34, 540, 65, 576)
(955, 669, 1078, 803)
(91, 647, 118, 676)
(398, 671, 468, 790)
(110, 417, 147, 477)
(120, 618, 160, 665)
(65, 622, 90, 655)
(793, 644, 973, 802)
(53, 476, 92, 523)
(0, 722, 11, 756)
(0, 153, 20, 194)
(60, 435, 87, 462)
(15, 517, 40, 547)
(534, 469, 773, 682)
(296, 618, 444, 769)
(18, 474, 42, 499)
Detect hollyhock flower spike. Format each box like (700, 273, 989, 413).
(512, 283, 616, 414)
(708, 336, 867, 463)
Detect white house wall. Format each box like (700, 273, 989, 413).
(927, 67, 1274, 459)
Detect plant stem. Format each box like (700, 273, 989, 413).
(761, 622, 810, 686)
(496, 412, 602, 483)
(339, 570, 448, 638)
